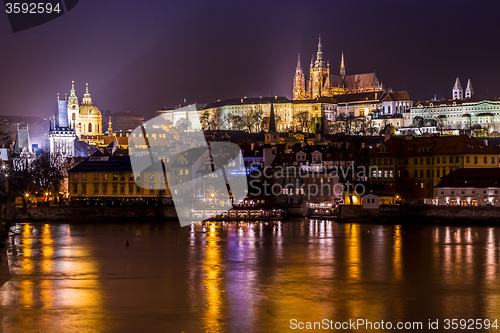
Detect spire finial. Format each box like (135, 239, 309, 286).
(86, 82, 89, 94)
(57, 92, 59, 101)
(71, 80, 75, 90)
(296, 53, 301, 70)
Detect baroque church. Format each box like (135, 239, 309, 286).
(293, 37, 383, 100)
(49, 82, 104, 158)
(66, 81, 103, 145)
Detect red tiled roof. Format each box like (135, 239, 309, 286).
(368, 135, 499, 157)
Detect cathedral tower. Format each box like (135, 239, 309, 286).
(465, 79, 473, 99)
(309, 36, 330, 99)
(452, 77, 463, 100)
(292, 54, 306, 100)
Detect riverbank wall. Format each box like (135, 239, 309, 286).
(4, 205, 178, 222)
(339, 205, 500, 225)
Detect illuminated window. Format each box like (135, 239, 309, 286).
(104, 174, 108, 181)
(94, 173, 99, 181)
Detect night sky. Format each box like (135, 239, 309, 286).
(1, 0, 500, 120)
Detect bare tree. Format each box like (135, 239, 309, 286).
(293, 111, 310, 133)
(239, 108, 264, 133)
(175, 118, 191, 132)
(222, 114, 244, 131)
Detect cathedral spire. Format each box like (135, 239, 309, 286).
(340, 52, 346, 80)
(296, 53, 302, 70)
(268, 97, 276, 132)
(465, 79, 473, 99)
(452, 77, 463, 100)
(314, 35, 325, 67)
(317, 35, 323, 60)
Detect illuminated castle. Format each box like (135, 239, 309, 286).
(66, 81, 103, 145)
(293, 36, 384, 100)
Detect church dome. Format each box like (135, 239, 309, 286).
(79, 104, 102, 116)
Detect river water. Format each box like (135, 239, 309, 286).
(1, 220, 500, 332)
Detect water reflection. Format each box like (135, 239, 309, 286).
(202, 223, 225, 332)
(1, 221, 500, 332)
(1, 223, 105, 332)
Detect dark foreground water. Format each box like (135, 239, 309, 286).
(1, 220, 500, 332)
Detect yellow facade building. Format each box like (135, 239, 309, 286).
(368, 134, 500, 201)
(68, 153, 170, 198)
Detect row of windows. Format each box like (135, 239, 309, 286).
(72, 170, 192, 182)
(73, 173, 135, 181)
(372, 170, 394, 178)
(373, 156, 497, 166)
(440, 190, 499, 195)
(72, 183, 161, 195)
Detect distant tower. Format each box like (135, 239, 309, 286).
(67, 81, 79, 126)
(465, 79, 473, 99)
(265, 98, 279, 144)
(12, 123, 34, 171)
(292, 53, 306, 100)
(49, 95, 77, 158)
(108, 116, 114, 136)
(452, 77, 463, 100)
(340, 52, 346, 80)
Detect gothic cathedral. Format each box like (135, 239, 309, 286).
(293, 37, 384, 100)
